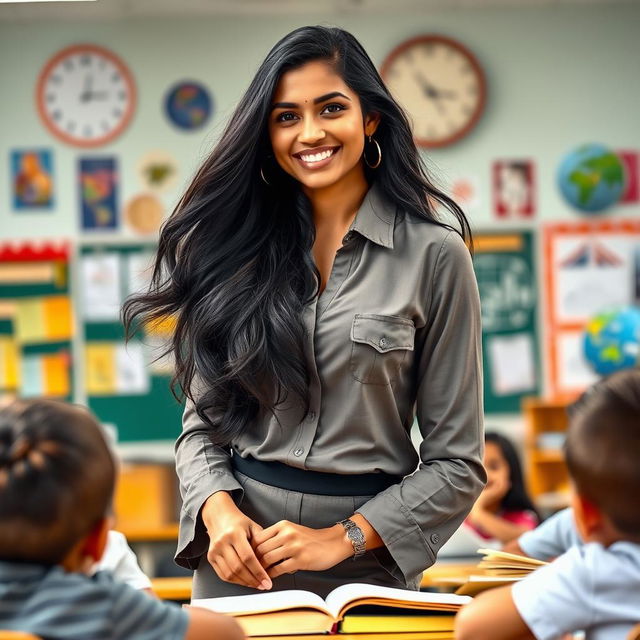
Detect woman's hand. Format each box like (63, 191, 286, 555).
(252, 521, 354, 579)
(201, 491, 273, 590)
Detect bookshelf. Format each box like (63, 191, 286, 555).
(522, 397, 575, 513)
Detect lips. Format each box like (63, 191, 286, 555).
(292, 145, 340, 169)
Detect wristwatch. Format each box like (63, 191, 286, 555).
(338, 518, 366, 559)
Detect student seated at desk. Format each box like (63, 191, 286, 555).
(0, 398, 243, 640)
(465, 432, 539, 545)
(455, 369, 640, 640)
(96, 530, 153, 593)
(502, 506, 582, 561)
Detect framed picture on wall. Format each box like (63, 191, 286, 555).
(493, 159, 535, 219)
(11, 149, 54, 210)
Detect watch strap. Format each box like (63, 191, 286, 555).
(338, 518, 366, 559)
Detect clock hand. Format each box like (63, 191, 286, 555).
(80, 74, 94, 103)
(413, 71, 440, 99)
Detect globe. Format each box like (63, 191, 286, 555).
(165, 81, 212, 130)
(584, 306, 640, 376)
(558, 144, 625, 212)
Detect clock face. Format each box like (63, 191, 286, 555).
(36, 44, 136, 148)
(381, 35, 486, 148)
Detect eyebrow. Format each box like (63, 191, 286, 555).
(271, 91, 351, 111)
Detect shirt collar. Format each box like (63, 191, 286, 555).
(348, 184, 396, 249)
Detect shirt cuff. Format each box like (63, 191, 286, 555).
(175, 470, 244, 570)
(357, 492, 434, 588)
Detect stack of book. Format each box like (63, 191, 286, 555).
(454, 549, 548, 596)
(191, 582, 471, 637)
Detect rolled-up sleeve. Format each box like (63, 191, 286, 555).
(357, 231, 486, 586)
(174, 396, 244, 569)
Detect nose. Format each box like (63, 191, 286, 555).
(298, 117, 326, 144)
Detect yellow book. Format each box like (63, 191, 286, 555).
(191, 582, 470, 637)
(340, 612, 455, 633)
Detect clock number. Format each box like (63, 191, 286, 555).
(111, 72, 121, 83)
(63, 59, 74, 71)
(101, 120, 110, 132)
(50, 74, 62, 85)
(83, 125, 93, 138)
(66, 120, 76, 133)
(52, 110, 62, 122)
(118, 90, 127, 101)
(46, 93, 56, 103)
(112, 107, 123, 119)
(80, 54, 92, 66)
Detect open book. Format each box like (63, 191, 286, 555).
(454, 549, 548, 597)
(191, 582, 470, 636)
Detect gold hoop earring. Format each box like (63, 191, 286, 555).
(260, 165, 270, 186)
(363, 136, 382, 169)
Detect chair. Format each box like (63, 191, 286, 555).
(0, 633, 43, 640)
(627, 623, 640, 640)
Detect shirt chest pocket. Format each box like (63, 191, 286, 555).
(350, 314, 415, 385)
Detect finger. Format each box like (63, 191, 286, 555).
(234, 537, 273, 589)
(251, 522, 280, 547)
(221, 545, 262, 588)
(255, 535, 283, 559)
(267, 558, 299, 579)
(261, 546, 289, 569)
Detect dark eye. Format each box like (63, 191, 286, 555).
(276, 111, 298, 123)
(322, 103, 346, 115)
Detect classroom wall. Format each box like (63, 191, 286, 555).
(1, 2, 638, 455)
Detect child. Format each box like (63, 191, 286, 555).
(502, 506, 582, 560)
(465, 432, 539, 544)
(0, 398, 244, 640)
(455, 369, 640, 640)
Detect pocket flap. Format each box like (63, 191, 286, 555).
(351, 314, 415, 353)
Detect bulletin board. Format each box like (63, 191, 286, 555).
(0, 242, 73, 400)
(473, 231, 540, 413)
(544, 220, 640, 399)
(79, 243, 183, 442)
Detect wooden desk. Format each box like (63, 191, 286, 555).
(258, 635, 452, 639)
(151, 576, 193, 601)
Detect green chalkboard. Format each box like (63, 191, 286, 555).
(473, 231, 540, 414)
(80, 244, 183, 442)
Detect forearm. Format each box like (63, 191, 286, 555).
(468, 508, 531, 544)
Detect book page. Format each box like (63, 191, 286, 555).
(191, 589, 329, 617)
(324, 582, 471, 619)
(477, 549, 547, 567)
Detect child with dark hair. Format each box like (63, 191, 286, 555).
(455, 369, 640, 640)
(0, 398, 244, 640)
(465, 431, 539, 544)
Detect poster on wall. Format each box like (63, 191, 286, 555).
(544, 220, 640, 398)
(492, 159, 535, 219)
(78, 157, 119, 231)
(473, 231, 539, 413)
(11, 149, 54, 210)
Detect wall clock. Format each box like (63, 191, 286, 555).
(380, 34, 486, 148)
(36, 44, 136, 148)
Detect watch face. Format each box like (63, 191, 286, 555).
(381, 35, 486, 148)
(36, 44, 136, 148)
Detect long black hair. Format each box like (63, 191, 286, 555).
(122, 25, 472, 444)
(485, 431, 540, 519)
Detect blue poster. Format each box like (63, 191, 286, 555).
(11, 149, 54, 210)
(79, 157, 119, 231)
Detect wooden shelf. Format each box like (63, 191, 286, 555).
(118, 523, 179, 542)
(523, 396, 570, 509)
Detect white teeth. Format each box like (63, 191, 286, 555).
(300, 149, 335, 163)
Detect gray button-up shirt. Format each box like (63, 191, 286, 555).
(175, 186, 486, 585)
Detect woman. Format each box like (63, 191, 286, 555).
(123, 25, 485, 599)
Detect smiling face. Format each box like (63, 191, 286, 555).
(483, 441, 511, 505)
(268, 60, 379, 195)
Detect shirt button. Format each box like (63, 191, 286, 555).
(379, 337, 387, 348)
(293, 448, 304, 457)
(307, 411, 316, 422)
(430, 533, 440, 545)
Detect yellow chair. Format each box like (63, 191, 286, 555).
(0, 633, 42, 640)
(627, 623, 640, 640)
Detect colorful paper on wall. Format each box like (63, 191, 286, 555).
(86, 343, 117, 395)
(79, 157, 118, 230)
(0, 338, 19, 390)
(14, 296, 72, 344)
(20, 352, 70, 397)
(488, 333, 536, 396)
(80, 253, 122, 321)
(86, 342, 149, 396)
